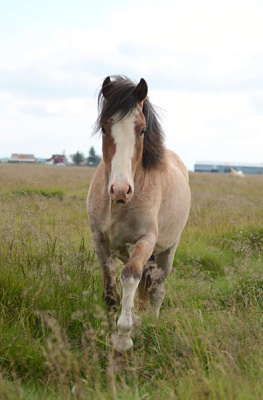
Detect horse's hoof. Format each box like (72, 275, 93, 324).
(111, 333, 133, 354)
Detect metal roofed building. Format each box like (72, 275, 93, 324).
(8, 154, 36, 163)
(194, 161, 263, 175)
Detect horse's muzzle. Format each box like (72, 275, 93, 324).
(110, 183, 133, 204)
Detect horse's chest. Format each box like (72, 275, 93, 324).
(105, 212, 142, 254)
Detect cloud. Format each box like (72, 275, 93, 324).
(206, 119, 240, 131)
(249, 93, 263, 115)
(20, 104, 60, 116)
(0, 67, 94, 100)
(1, 0, 263, 167)
(1, 43, 263, 102)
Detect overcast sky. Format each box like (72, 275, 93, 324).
(1, 0, 263, 169)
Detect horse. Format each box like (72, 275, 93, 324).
(87, 75, 191, 354)
(229, 168, 245, 178)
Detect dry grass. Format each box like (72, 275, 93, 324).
(0, 164, 263, 399)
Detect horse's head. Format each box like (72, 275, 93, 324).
(100, 76, 148, 204)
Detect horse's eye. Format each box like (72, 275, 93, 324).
(101, 127, 106, 134)
(140, 128, 146, 136)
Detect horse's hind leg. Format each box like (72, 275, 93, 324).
(92, 233, 120, 331)
(148, 240, 179, 318)
(138, 255, 155, 310)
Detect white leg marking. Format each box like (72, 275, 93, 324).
(112, 277, 139, 353)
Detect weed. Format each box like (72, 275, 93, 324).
(13, 188, 64, 200)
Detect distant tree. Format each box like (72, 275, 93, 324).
(87, 147, 101, 166)
(71, 151, 85, 165)
(89, 147, 96, 158)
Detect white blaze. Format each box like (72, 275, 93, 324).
(109, 111, 136, 190)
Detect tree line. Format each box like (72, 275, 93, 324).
(71, 147, 101, 166)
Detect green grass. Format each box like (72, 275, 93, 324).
(0, 164, 263, 399)
(12, 187, 65, 200)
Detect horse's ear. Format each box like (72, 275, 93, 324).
(102, 76, 113, 99)
(134, 78, 148, 103)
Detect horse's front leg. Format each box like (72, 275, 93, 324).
(92, 232, 120, 331)
(112, 234, 156, 354)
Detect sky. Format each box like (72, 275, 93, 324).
(0, 0, 263, 170)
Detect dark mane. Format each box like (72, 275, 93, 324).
(94, 75, 165, 170)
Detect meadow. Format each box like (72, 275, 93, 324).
(0, 164, 263, 400)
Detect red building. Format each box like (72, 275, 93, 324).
(46, 155, 67, 166)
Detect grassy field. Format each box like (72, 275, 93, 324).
(0, 164, 263, 400)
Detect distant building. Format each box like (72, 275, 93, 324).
(46, 154, 67, 166)
(8, 154, 36, 163)
(194, 161, 263, 175)
(35, 158, 47, 163)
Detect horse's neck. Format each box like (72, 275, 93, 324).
(133, 164, 148, 189)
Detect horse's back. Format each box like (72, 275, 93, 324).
(154, 149, 190, 252)
(165, 149, 189, 182)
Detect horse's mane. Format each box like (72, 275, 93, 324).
(94, 75, 165, 170)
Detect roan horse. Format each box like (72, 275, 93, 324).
(87, 76, 191, 354)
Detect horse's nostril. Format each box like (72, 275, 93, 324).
(110, 183, 132, 201)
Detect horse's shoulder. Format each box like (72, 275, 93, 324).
(87, 161, 107, 219)
(165, 149, 189, 182)
(88, 161, 105, 194)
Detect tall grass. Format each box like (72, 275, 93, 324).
(0, 164, 263, 399)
